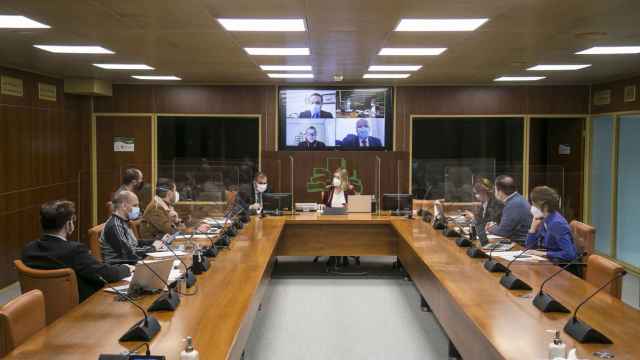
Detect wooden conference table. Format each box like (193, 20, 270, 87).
(6, 213, 640, 360)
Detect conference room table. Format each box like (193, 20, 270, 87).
(5, 213, 640, 359)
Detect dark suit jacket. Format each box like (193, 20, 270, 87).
(238, 182, 273, 206)
(340, 134, 383, 148)
(297, 140, 326, 150)
(21, 235, 130, 302)
(473, 195, 504, 230)
(298, 110, 334, 118)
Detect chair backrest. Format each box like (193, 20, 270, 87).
(570, 220, 596, 257)
(585, 255, 625, 299)
(129, 219, 142, 239)
(13, 260, 79, 324)
(0, 289, 46, 357)
(88, 223, 105, 261)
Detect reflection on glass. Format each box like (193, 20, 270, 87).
(590, 116, 614, 255)
(616, 115, 640, 266)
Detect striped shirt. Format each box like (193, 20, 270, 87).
(100, 214, 152, 264)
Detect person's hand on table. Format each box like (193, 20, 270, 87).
(249, 203, 260, 210)
(528, 249, 547, 258)
(152, 240, 166, 251)
(529, 217, 544, 234)
(485, 221, 497, 233)
(463, 210, 475, 220)
(197, 223, 210, 233)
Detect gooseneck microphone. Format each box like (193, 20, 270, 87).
(498, 247, 533, 290)
(137, 260, 181, 312)
(95, 274, 161, 342)
(564, 270, 627, 344)
(483, 241, 509, 273)
(162, 236, 196, 288)
(533, 253, 587, 313)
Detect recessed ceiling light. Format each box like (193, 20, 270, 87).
(368, 65, 422, 71)
(132, 75, 181, 80)
(245, 48, 310, 56)
(94, 64, 154, 70)
(527, 64, 591, 71)
(576, 46, 640, 55)
(378, 48, 446, 56)
(395, 18, 488, 32)
(267, 73, 313, 78)
(217, 18, 305, 31)
(34, 45, 114, 54)
(494, 76, 546, 82)
(363, 73, 411, 79)
(259, 65, 312, 71)
(0, 15, 50, 28)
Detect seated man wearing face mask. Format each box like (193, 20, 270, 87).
(340, 119, 382, 148)
(101, 190, 158, 265)
(22, 200, 132, 302)
(139, 178, 185, 241)
(238, 172, 272, 214)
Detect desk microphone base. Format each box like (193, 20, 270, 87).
(148, 289, 180, 312)
(484, 259, 508, 273)
(532, 291, 570, 313)
(499, 272, 532, 290)
(466, 246, 488, 259)
(455, 238, 472, 247)
(119, 316, 161, 342)
(564, 317, 612, 344)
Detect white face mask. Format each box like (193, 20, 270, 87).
(474, 193, 481, 201)
(173, 191, 180, 203)
(256, 183, 267, 193)
(530, 205, 544, 219)
(332, 177, 341, 187)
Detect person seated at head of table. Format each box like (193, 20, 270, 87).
(321, 168, 356, 209)
(485, 175, 532, 244)
(525, 186, 580, 275)
(238, 172, 271, 214)
(463, 177, 504, 236)
(101, 190, 160, 265)
(21, 200, 132, 302)
(139, 178, 185, 241)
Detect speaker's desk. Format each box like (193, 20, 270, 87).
(6, 214, 640, 360)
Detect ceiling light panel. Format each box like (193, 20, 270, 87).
(395, 18, 488, 32)
(245, 48, 310, 56)
(94, 64, 154, 70)
(363, 73, 411, 79)
(132, 75, 181, 80)
(527, 64, 591, 71)
(368, 65, 422, 71)
(34, 45, 114, 54)
(267, 73, 314, 78)
(260, 65, 312, 71)
(576, 46, 640, 55)
(0, 15, 50, 28)
(217, 18, 306, 31)
(378, 48, 446, 56)
(494, 76, 546, 81)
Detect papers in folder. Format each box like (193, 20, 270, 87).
(492, 251, 545, 262)
(147, 250, 188, 258)
(482, 243, 514, 252)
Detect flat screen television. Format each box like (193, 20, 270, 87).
(278, 86, 393, 150)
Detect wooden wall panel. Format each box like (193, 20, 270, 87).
(592, 75, 640, 113)
(95, 115, 152, 223)
(395, 85, 589, 151)
(0, 67, 91, 288)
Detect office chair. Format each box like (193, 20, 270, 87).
(88, 223, 105, 261)
(14, 260, 79, 324)
(585, 255, 625, 299)
(0, 289, 46, 357)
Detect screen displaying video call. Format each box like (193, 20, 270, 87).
(279, 87, 393, 150)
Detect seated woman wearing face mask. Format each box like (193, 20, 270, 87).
(463, 177, 504, 237)
(139, 178, 185, 241)
(526, 186, 579, 274)
(321, 168, 355, 208)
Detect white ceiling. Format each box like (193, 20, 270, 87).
(0, 0, 639, 84)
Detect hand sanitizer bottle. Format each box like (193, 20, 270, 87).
(180, 336, 199, 360)
(547, 330, 566, 360)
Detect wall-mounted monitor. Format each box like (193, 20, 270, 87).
(278, 86, 393, 150)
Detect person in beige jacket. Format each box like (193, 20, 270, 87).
(140, 178, 184, 240)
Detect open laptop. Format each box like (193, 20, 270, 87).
(106, 258, 175, 295)
(347, 195, 372, 213)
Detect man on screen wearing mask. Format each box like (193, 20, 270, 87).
(298, 93, 334, 119)
(101, 191, 159, 265)
(139, 178, 185, 240)
(485, 175, 532, 244)
(297, 126, 326, 150)
(340, 118, 382, 148)
(22, 200, 132, 302)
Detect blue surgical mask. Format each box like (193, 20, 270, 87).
(128, 206, 141, 220)
(312, 104, 321, 114)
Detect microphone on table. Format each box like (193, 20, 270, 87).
(498, 247, 533, 290)
(533, 252, 587, 313)
(96, 274, 161, 342)
(483, 241, 510, 273)
(564, 270, 626, 344)
(162, 235, 196, 288)
(137, 260, 180, 312)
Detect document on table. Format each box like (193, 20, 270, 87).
(492, 251, 545, 262)
(147, 250, 188, 258)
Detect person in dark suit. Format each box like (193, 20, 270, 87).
(238, 172, 272, 213)
(298, 93, 334, 118)
(463, 178, 504, 237)
(340, 118, 382, 148)
(297, 126, 326, 150)
(21, 200, 131, 302)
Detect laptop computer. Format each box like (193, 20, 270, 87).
(347, 195, 372, 213)
(128, 258, 175, 294)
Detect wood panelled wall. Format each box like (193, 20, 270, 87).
(0, 67, 91, 288)
(395, 85, 590, 151)
(592, 75, 640, 113)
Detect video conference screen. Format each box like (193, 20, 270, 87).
(278, 87, 393, 150)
